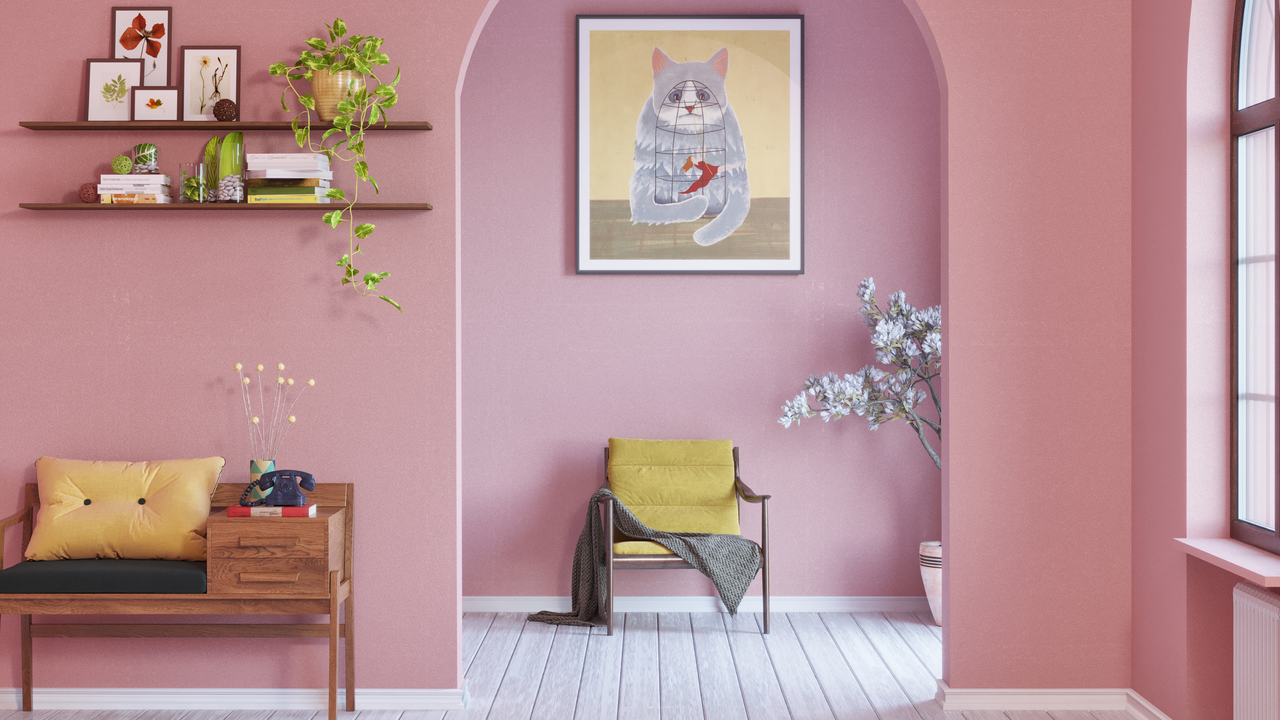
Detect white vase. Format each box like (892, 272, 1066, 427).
(919, 540, 942, 626)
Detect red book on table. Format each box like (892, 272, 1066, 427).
(226, 504, 317, 517)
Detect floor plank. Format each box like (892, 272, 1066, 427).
(851, 613, 946, 720)
(1045, 714, 1099, 720)
(688, 613, 749, 720)
(619, 612, 662, 720)
(1086, 713, 1133, 720)
(575, 620, 626, 720)
(398, 713, 446, 720)
(1003, 712, 1055, 720)
(177, 712, 232, 720)
(445, 612, 526, 720)
(961, 712, 1009, 720)
(487, 619, 557, 720)
(915, 613, 942, 639)
(461, 612, 497, 676)
(755, 614, 834, 720)
(347, 713, 402, 720)
(531, 624, 591, 720)
(723, 611, 791, 720)
(658, 613, 705, 720)
(886, 612, 943, 680)
(264, 713, 317, 720)
(819, 613, 923, 720)
(786, 613, 880, 720)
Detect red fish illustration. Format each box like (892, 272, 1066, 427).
(679, 157, 720, 195)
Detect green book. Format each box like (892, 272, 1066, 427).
(247, 186, 332, 196)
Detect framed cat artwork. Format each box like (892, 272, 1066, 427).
(576, 15, 804, 274)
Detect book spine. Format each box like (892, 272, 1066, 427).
(100, 175, 170, 184)
(227, 505, 317, 517)
(101, 194, 171, 204)
(247, 196, 331, 203)
(246, 171, 334, 179)
(246, 154, 328, 162)
(245, 179, 331, 188)
(247, 187, 328, 195)
(98, 185, 170, 194)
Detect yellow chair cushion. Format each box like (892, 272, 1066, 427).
(26, 456, 226, 562)
(614, 540, 674, 555)
(608, 438, 740, 541)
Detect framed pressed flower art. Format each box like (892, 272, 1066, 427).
(85, 58, 144, 122)
(130, 86, 178, 121)
(179, 46, 240, 121)
(112, 7, 171, 87)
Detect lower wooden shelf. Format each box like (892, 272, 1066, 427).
(20, 202, 432, 210)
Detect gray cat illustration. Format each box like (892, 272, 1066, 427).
(630, 47, 750, 246)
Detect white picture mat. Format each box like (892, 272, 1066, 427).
(112, 8, 170, 87)
(132, 87, 178, 121)
(576, 16, 804, 273)
(181, 48, 238, 121)
(86, 60, 143, 122)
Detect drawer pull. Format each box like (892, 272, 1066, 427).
(239, 537, 300, 548)
(239, 572, 300, 583)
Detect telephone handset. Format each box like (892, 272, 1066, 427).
(239, 469, 316, 507)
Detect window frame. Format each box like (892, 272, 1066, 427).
(1232, 0, 1280, 554)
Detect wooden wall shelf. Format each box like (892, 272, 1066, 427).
(20, 203, 432, 211)
(20, 121, 432, 131)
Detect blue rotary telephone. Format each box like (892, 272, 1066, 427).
(238, 469, 316, 507)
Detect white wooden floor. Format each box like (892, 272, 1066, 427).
(0, 613, 1140, 720)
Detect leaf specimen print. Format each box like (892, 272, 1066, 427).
(146, 97, 163, 109)
(101, 75, 128, 104)
(119, 14, 165, 58)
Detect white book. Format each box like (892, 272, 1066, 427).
(246, 163, 330, 172)
(100, 174, 171, 185)
(246, 153, 328, 163)
(98, 185, 170, 194)
(246, 169, 335, 179)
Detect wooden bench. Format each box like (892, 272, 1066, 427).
(0, 482, 354, 719)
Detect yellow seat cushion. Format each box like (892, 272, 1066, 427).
(26, 457, 225, 562)
(613, 540, 674, 555)
(608, 438, 740, 538)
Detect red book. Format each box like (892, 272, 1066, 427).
(226, 504, 317, 518)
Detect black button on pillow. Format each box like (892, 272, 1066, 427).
(83, 499, 91, 505)
(137, 498, 146, 505)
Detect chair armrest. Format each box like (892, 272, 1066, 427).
(0, 508, 28, 531)
(735, 479, 770, 503)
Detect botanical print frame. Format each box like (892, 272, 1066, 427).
(111, 7, 171, 87)
(576, 15, 804, 274)
(130, 86, 178, 121)
(179, 46, 240, 121)
(85, 58, 144, 122)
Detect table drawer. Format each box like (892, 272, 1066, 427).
(207, 558, 330, 595)
(209, 522, 328, 559)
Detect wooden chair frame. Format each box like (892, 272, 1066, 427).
(602, 446, 770, 635)
(0, 482, 354, 720)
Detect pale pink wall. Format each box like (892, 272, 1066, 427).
(460, 0, 943, 599)
(0, 0, 487, 691)
(914, 1, 1134, 688)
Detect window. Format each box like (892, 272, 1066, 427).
(1235, 0, 1280, 552)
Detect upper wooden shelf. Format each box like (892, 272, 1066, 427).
(19, 121, 432, 131)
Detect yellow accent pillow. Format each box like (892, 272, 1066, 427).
(26, 457, 225, 562)
(607, 438, 740, 542)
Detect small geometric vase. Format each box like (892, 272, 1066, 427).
(919, 540, 943, 627)
(249, 459, 275, 502)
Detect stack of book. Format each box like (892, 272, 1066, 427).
(98, 174, 171, 203)
(246, 153, 334, 204)
(226, 503, 318, 518)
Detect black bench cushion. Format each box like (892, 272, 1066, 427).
(0, 559, 206, 594)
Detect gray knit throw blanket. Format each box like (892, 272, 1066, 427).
(527, 488, 761, 627)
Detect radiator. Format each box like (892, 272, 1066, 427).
(1235, 582, 1280, 719)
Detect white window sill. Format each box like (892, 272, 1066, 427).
(1176, 537, 1280, 586)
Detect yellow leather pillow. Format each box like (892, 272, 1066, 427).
(607, 438, 740, 548)
(26, 457, 225, 561)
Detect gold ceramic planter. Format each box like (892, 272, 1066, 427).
(310, 68, 365, 121)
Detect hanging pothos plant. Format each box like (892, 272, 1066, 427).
(270, 18, 403, 312)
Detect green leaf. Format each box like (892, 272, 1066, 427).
(337, 254, 350, 267)
(333, 18, 347, 37)
(353, 161, 369, 181)
(389, 67, 402, 87)
(374, 84, 396, 98)
(298, 93, 315, 110)
(354, 87, 369, 105)
(350, 55, 373, 75)
(365, 38, 385, 54)
(326, 23, 335, 43)
(294, 127, 308, 148)
(280, 90, 289, 111)
(322, 211, 344, 229)
(354, 223, 375, 239)
(333, 115, 352, 131)
(380, 296, 402, 312)
(370, 177, 380, 194)
(325, 188, 346, 200)
(305, 38, 328, 51)
(362, 271, 389, 289)
(369, 104, 382, 125)
(269, 62, 289, 76)
(291, 115, 299, 133)
(379, 92, 399, 109)
(320, 127, 339, 141)
(336, 99, 357, 114)
(353, 244, 361, 254)
(349, 140, 365, 156)
(287, 73, 307, 80)
(369, 52, 390, 66)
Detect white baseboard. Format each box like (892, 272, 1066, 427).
(937, 681, 1172, 719)
(463, 595, 931, 614)
(0, 686, 469, 711)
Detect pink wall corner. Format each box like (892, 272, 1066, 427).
(0, 0, 489, 692)
(915, 0, 1134, 688)
(459, 0, 943, 601)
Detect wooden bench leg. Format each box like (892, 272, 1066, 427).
(329, 571, 339, 720)
(345, 583, 355, 711)
(20, 614, 31, 711)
